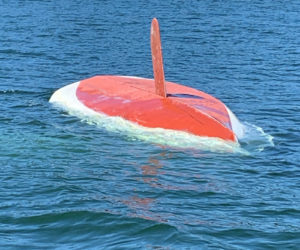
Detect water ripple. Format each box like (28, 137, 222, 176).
(0, 0, 299, 248)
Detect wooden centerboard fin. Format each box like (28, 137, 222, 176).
(151, 18, 167, 98)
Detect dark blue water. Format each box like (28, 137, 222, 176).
(1, 0, 299, 248)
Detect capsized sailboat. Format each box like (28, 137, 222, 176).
(50, 18, 244, 142)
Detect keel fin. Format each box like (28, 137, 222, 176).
(151, 18, 167, 98)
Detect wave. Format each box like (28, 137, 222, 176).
(239, 122, 274, 152)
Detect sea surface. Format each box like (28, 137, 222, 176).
(1, 0, 299, 249)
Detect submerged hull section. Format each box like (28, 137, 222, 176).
(51, 75, 243, 142)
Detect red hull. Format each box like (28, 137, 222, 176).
(76, 75, 236, 141)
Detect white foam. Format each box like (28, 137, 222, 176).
(239, 122, 274, 152)
(49, 82, 248, 154)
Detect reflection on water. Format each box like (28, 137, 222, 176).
(140, 157, 162, 187)
(120, 151, 229, 226)
(121, 152, 167, 223)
